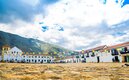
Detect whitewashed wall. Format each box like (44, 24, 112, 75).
(22, 55, 53, 63)
(4, 47, 22, 62)
(85, 52, 117, 63)
(99, 52, 114, 62)
(0, 56, 2, 61)
(99, 55, 113, 62)
(86, 56, 97, 62)
(3, 46, 54, 63)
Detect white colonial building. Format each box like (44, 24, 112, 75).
(2, 41, 129, 63)
(22, 54, 54, 63)
(2, 45, 54, 63)
(4, 47, 23, 62)
(81, 45, 116, 63)
(59, 54, 84, 63)
(80, 44, 124, 63)
(98, 52, 114, 62)
(0, 56, 2, 61)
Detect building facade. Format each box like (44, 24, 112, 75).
(22, 54, 54, 63)
(2, 46, 54, 63)
(81, 45, 115, 63)
(1, 41, 129, 63)
(80, 42, 129, 63)
(4, 47, 22, 62)
(59, 54, 84, 63)
(1, 45, 10, 61)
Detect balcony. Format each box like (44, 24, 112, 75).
(120, 51, 129, 54)
(91, 55, 95, 57)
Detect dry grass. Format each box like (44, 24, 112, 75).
(0, 63, 129, 80)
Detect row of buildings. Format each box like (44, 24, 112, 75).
(0, 45, 54, 63)
(1, 41, 129, 63)
(61, 42, 129, 63)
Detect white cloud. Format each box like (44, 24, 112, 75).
(44, 0, 129, 27)
(41, 0, 129, 50)
(0, 0, 129, 50)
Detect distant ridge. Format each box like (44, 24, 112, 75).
(0, 31, 72, 55)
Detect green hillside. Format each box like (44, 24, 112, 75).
(0, 31, 72, 55)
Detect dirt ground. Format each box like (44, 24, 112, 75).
(0, 63, 129, 80)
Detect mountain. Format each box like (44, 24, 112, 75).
(0, 31, 73, 55)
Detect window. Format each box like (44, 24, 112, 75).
(108, 50, 110, 53)
(41, 60, 43, 63)
(76, 56, 79, 58)
(35, 56, 37, 58)
(29, 60, 30, 62)
(86, 53, 89, 57)
(120, 47, 128, 54)
(91, 52, 95, 57)
(122, 47, 127, 52)
(38, 59, 40, 61)
(38, 56, 40, 58)
(111, 49, 118, 55)
(81, 55, 84, 58)
(47, 60, 50, 63)
(35, 60, 37, 63)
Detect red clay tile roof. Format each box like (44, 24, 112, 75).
(85, 45, 107, 52)
(81, 41, 129, 53)
(105, 41, 129, 50)
(100, 41, 129, 52)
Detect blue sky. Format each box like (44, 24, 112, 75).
(0, 0, 129, 50)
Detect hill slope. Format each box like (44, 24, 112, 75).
(0, 31, 72, 55)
